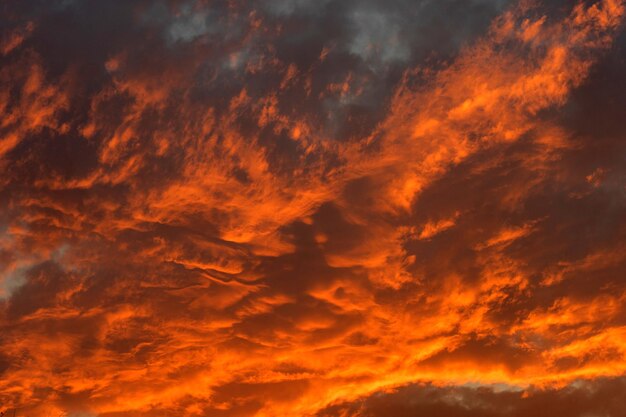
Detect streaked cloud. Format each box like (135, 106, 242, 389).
(0, 0, 625, 416)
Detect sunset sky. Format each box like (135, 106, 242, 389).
(1, 0, 626, 416)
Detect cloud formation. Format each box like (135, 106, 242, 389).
(0, 0, 625, 416)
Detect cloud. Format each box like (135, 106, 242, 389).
(316, 377, 626, 417)
(0, 0, 625, 416)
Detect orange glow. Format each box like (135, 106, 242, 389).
(1, 0, 625, 416)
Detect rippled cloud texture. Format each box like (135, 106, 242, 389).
(1, 0, 626, 416)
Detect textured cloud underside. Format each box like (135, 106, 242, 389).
(1, 0, 625, 416)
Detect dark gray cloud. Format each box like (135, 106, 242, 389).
(317, 378, 626, 417)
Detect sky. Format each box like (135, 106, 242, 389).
(1, 0, 626, 416)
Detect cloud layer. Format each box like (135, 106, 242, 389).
(1, 0, 625, 416)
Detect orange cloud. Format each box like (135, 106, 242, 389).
(0, 0, 625, 416)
